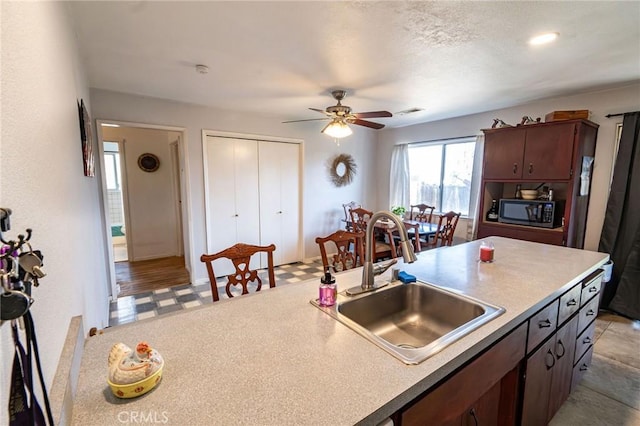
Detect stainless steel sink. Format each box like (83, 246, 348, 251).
(311, 281, 504, 364)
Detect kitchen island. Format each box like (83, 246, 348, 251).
(71, 237, 608, 425)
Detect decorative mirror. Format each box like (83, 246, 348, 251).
(329, 153, 357, 187)
(137, 153, 160, 172)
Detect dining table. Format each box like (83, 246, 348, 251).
(370, 218, 440, 253)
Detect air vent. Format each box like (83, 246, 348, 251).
(396, 108, 424, 115)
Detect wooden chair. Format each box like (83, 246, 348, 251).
(315, 230, 364, 273)
(410, 204, 435, 224)
(350, 207, 397, 262)
(421, 211, 461, 248)
(342, 201, 361, 231)
(200, 243, 276, 302)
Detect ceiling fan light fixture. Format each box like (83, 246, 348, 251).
(322, 119, 352, 139)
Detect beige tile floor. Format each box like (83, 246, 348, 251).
(550, 311, 640, 425)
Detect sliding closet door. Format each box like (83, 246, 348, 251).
(259, 141, 301, 266)
(204, 137, 260, 276)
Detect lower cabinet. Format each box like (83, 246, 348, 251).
(521, 315, 578, 425)
(393, 323, 527, 426)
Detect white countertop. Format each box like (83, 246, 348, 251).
(71, 237, 608, 425)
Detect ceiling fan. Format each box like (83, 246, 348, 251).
(283, 90, 392, 138)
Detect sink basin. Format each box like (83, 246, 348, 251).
(311, 281, 504, 364)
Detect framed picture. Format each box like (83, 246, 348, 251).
(78, 99, 95, 177)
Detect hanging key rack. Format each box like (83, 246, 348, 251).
(2, 207, 54, 425)
(1, 207, 47, 323)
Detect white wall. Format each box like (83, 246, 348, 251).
(377, 83, 640, 251)
(0, 3, 109, 423)
(102, 127, 181, 261)
(90, 89, 379, 283)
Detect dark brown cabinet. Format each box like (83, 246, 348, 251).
(477, 119, 599, 248)
(394, 324, 527, 426)
(483, 123, 576, 180)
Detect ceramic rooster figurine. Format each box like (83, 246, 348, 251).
(108, 341, 163, 385)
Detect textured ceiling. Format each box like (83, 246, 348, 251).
(67, 1, 640, 128)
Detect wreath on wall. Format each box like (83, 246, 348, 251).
(328, 153, 357, 187)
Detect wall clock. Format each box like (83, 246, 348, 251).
(137, 153, 160, 172)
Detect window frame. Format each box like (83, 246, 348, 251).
(407, 136, 476, 217)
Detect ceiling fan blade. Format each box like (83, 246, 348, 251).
(350, 118, 385, 130)
(309, 107, 333, 117)
(353, 111, 393, 119)
(282, 118, 330, 123)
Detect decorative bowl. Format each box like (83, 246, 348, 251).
(520, 190, 539, 200)
(107, 362, 164, 398)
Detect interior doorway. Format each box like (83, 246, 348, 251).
(97, 121, 193, 300)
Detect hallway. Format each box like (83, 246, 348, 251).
(115, 256, 190, 297)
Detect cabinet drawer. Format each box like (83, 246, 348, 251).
(580, 275, 602, 307)
(571, 345, 594, 392)
(577, 297, 599, 336)
(558, 284, 581, 325)
(527, 300, 559, 353)
(574, 321, 596, 365)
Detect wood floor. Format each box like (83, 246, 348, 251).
(116, 256, 190, 297)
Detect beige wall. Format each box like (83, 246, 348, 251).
(0, 2, 109, 421)
(376, 82, 640, 251)
(90, 89, 381, 284)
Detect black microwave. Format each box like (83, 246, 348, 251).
(498, 199, 565, 228)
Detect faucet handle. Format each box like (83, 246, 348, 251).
(372, 259, 398, 276)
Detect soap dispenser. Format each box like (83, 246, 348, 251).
(319, 268, 337, 307)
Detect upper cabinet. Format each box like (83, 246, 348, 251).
(483, 122, 576, 181)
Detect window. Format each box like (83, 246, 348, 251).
(408, 137, 476, 216)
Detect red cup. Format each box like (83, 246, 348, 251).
(480, 246, 494, 262)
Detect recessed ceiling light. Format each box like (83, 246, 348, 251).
(529, 32, 559, 46)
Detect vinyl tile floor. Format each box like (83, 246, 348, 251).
(109, 259, 326, 326)
(550, 310, 640, 425)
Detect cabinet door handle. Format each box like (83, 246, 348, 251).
(545, 348, 556, 370)
(513, 163, 518, 174)
(566, 299, 577, 306)
(586, 309, 595, 317)
(580, 363, 589, 372)
(470, 408, 479, 426)
(538, 318, 552, 328)
(583, 336, 592, 344)
(589, 286, 598, 293)
(528, 163, 533, 174)
(556, 340, 566, 359)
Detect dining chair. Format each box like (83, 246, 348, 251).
(422, 211, 461, 248)
(315, 230, 364, 273)
(410, 204, 435, 223)
(350, 207, 397, 262)
(200, 243, 276, 302)
(342, 201, 361, 231)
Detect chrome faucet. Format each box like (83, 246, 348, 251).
(346, 210, 417, 296)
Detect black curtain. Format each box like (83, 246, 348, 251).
(599, 111, 640, 320)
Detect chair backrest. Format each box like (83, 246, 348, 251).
(315, 230, 364, 273)
(349, 207, 373, 233)
(431, 211, 461, 247)
(200, 243, 276, 302)
(342, 201, 361, 224)
(411, 204, 435, 223)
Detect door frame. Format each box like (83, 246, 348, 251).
(97, 120, 193, 300)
